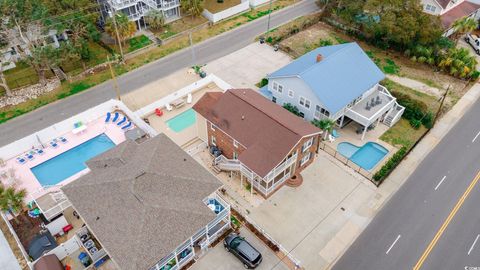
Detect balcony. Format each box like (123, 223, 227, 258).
(345, 85, 396, 127)
(161, 0, 180, 9)
(109, 0, 139, 10)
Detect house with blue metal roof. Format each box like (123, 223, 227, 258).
(262, 42, 405, 140)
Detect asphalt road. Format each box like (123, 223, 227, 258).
(0, 0, 319, 147)
(332, 98, 480, 270)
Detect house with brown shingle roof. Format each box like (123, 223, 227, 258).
(421, 0, 480, 36)
(61, 134, 231, 270)
(193, 89, 322, 198)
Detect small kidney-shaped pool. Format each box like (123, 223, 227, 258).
(337, 142, 389, 171)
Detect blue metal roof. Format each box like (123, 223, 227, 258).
(259, 85, 273, 100)
(268, 43, 385, 115)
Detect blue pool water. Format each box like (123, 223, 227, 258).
(31, 134, 115, 186)
(166, 108, 197, 132)
(337, 142, 389, 170)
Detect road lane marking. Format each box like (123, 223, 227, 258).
(386, 235, 401, 254)
(413, 170, 480, 270)
(434, 176, 447, 191)
(473, 131, 480, 143)
(468, 235, 480, 255)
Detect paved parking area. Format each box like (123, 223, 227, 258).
(191, 227, 289, 270)
(0, 230, 21, 270)
(203, 42, 292, 89)
(248, 153, 382, 270)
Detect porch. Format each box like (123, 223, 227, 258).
(343, 85, 404, 140)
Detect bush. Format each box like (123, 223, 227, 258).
(373, 146, 408, 182)
(257, 78, 268, 88)
(409, 118, 421, 129)
(283, 103, 302, 117)
(421, 112, 434, 129)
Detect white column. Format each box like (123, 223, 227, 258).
(361, 125, 367, 140)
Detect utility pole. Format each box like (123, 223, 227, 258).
(433, 85, 450, 126)
(266, 0, 273, 34)
(189, 32, 196, 66)
(108, 4, 125, 62)
(107, 56, 122, 101)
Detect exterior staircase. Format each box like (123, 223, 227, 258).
(384, 102, 405, 127)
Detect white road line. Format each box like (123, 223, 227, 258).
(473, 130, 480, 143)
(386, 235, 401, 255)
(434, 176, 447, 191)
(468, 235, 480, 255)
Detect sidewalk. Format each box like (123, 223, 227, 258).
(324, 82, 480, 269)
(386, 74, 442, 98)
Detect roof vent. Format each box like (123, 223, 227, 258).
(241, 115, 245, 120)
(135, 171, 146, 179)
(316, 54, 323, 63)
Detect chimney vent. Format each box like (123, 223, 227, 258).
(316, 54, 323, 63)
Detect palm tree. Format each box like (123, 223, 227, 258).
(105, 13, 137, 46)
(0, 185, 26, 220)
(312, 119, 335, 140)
(181, 0, 205, 17)
(452, 17, 478, 44)
(145, 10, 165, 31)
(438, 47, 478, 78)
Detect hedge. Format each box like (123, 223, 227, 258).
(373, 146, 408, 182)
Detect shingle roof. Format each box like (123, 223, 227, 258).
(267, 42, 385, 115)
(440, 1, 480, 28)
(436, 0, 451, 9)
(62, 134, 222, 270)
(193, 89, 321, 177)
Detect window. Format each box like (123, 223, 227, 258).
(211, 136, 216, 146)
(288, 90, 294, 98)
(302, 138, 313, 152)
(299, 96, 311, 109)
(233, 152, 238, 160)
(233, 140, 238, 148)
(314, 105, 330, 120)
(273, 82, 278, 91)
(211, 123, 216, 131)
(425, 4, 436, 12)
(277, 84, 283, 93)
(299, 112, 305, 118)
(300, 153, 311, 166)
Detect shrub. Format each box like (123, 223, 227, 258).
(257, 78, 268, 88)
(421, 112, 434, 129)
(373, 146, 408, 182)
(283, 103, 302, 117)
(318, 38, 333, 47)
(409, 118, 421, 129)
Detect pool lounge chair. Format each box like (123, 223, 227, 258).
(105, 112, 111, 123)
(35, 148, 45, 155)
(328, 134, 336, 142)
(122, 122, 132, 130)
(112, 112, 119, 123)
(165, 103, 173, 111)
(117, 116, 127, 126)
(332, 130, 340, 138)
(50, 140, 59, 148)
(187, 93, 193, 104)
(16, 157, 27, 164)
(25, 153, 35, 161)
(58, 137, 68, 143)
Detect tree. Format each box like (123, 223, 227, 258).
(438, 47, 478, 78)
(312, 119, 335, 139)
(30, 45, 62, 85)
(0, 63, 12, 96)
(181, 0, 205, 17)
(104, 13, 137, 46)
(452, 17, 478, 44)
(0, 185, 26, 220)
(145, 10, 165, 31)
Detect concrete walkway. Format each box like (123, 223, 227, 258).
(387, 74, 442, 98)
(0, 230, 21, 270)
(326, 82, 480, 269)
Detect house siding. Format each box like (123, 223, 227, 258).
(421, 0, 444, 15)
(206, 121, 247, 160)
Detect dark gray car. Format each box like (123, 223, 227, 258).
(224, 233, 262, 269)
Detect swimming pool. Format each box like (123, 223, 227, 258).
(31, 134, 115, 186)
(337, 142, 389, 170)
(166, 108, 197, 132)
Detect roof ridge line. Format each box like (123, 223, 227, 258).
(230, 90, 307, 137)
(298, 43, 354, 77)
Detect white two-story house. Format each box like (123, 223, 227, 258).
(261, 42, 405, 140)
(97, 0, 181, 30)
(421, 0, 480, 36)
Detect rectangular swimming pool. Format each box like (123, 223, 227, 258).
(31, 134, 115, 186)
(166, 108, 197, 132)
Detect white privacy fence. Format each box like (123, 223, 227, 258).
(0, 99, 157, 161)
(202, 0, 250, 23)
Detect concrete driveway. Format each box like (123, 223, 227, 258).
(203, 42, 292, 89)
(248, 153, 381, 270)
(0, 230, 21, 270)
(191, 227, 289, 270)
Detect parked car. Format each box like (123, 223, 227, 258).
(465, 33, 480, 54)
(224, 233, 262, 269)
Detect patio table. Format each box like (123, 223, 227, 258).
(172, 98, 185, 108)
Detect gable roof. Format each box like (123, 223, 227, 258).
(193, 89, 321, 177)
(62, 134, 222, 270)
(440, 1, 480, 28)
(436, 0, 452, 9)
(267, 42, 385, 115)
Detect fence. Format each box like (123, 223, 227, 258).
(202, 0, 250, 23)
(318, 142, 374, 183)
(0, 212, 31, 269)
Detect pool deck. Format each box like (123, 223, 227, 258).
(324, 122, 397, 172)
(1, 117, 126, 200)
(147, 83, 223, 148)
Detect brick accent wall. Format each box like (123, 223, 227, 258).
(206, 121, 246, 159)
(293, 134, 320, 174)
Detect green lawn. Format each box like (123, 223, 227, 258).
(61, 41, 113, 75)
(3, 62, 39, 90)
(382, 78, 440, 110)
(380, 118, 428, 149)
(127, 35, 153, 53)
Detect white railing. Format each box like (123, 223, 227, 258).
(265, 152, 297, 182)
(0, 212, 31, 268)
(109, 0, 139, 9)
(214, 155, 241, 171)
(42, 199, 72, 221)
(161, 0, 180, 9)
(186, 141, 207, 156)
(346, 93, 396, 126)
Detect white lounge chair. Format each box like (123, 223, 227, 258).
(187, 93, 193, 104)
(166, 103, 173, 111)
(328, 134, 336, 143)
